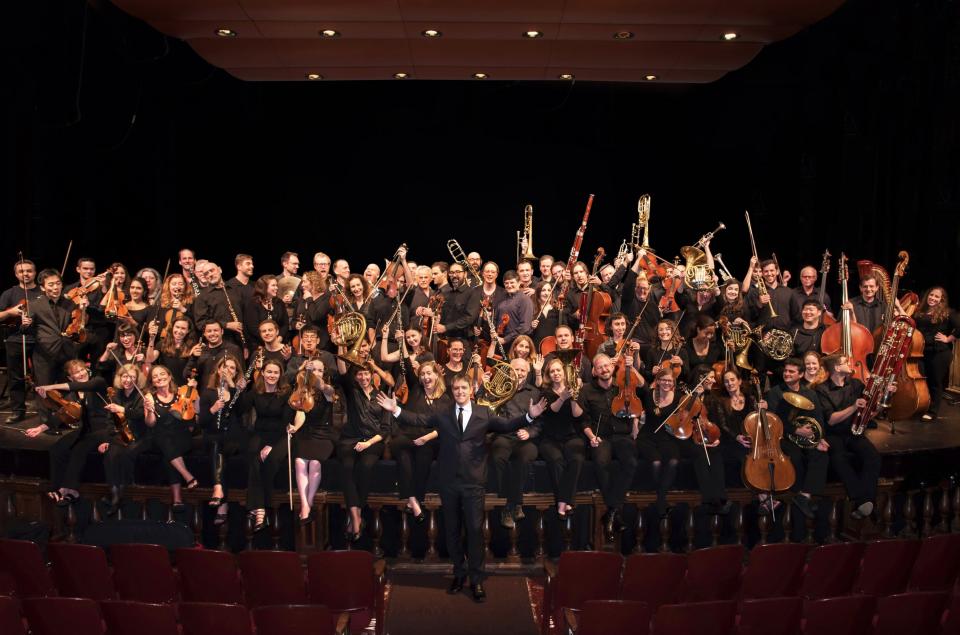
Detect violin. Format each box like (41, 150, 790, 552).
(0, 298, 27, 327)
(610, 314, 645, 420)
(658, 258, 683, 314)
(663, 384, 704, 440)
(741, 373, 796, 493)
(691, 416, 721, 446)
(64, 271, 106, 342)
(288, 377, 316, 413)
(103, 270, 130, 321)
(106, 387, 135, 445)
(170, 369, 199, 421)
(37, 389, 82, 429)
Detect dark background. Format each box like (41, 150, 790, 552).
(2, 0, 958, 298)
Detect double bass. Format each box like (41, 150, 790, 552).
(818, 250, 836, 326)
(820, 254, 873, 382)
(741, 373, 795, 495)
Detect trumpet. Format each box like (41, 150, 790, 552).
(516, 204, 536, 265)
(447, 239, 482, 287)
(681, 222, 725, 291)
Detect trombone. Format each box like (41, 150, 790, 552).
(447, 239, 482, 287)
(744, 210, 777, 319)
(516, 204, 537, 265)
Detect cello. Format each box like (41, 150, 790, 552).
(820, 254, 873, 383)
(580, 248, 612, 359)
(741, 372, 795, 497)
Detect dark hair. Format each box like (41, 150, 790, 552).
(801, 299, 823, 311)
(235, 253, 253, 267)
(281, 251, 298, 264)
(431, 261, 448, 273)
(760, 259, 776, 269)
(503, 270, 519, 282)
(13, 260, 35, 272)
(201, 319, 224, 332)
(693, 314, 715, 334)
(821, 354, 843, 375)
(37, 269, 61, 285)
(253, 275, 277, 304)
(783, 357, 803, 372)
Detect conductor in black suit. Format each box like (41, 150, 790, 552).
(380, 374, 546, 602)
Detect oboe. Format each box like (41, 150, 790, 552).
(220, 284, 247, 346)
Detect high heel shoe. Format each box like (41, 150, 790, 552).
(299, 510, 315, 527)
(348, 517, 366, 543)
(251, 509, 269, 533)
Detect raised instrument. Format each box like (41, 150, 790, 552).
(516, 204, 537, 265)
(477, 361, 519, 413)
(818, 250, 836, 326)
(713, 253, 734, 283)
(64, 271, 107, 342)
(744, 210, 777, 320)
(658, 258, 683, 314)
(681, 222, 725, 291)
(478, 296, 509, 360)
(337, 311, 369, 368)
(421, 292, 445, 350)
(580, 248, 612, 359)
(219, 283, 246, 347)
(288, 372, 316, 414)
(555, 349, 583, 399)
(446, 239, 483, 287)
(820, 254, 874, 382)
(102, 267, 130, 321)
(556, 194, 595, 311)
(851, 315, 915, 435)
(37, 389, 82, 429)
(611, 305, 648, 420)
(742, 373, 796, 495)
(633, 194, 667, 279)
(781, 391, 824, 449)
(224, 347, 265, 417)
(185, 265, 202, 297)
(370, 243, 408, 301)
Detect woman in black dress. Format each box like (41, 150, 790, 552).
(245, 275, 290, 352)
(638, 369, 684, 516)
(288, 360, 338, 525)
(915, 287, 960, 421)
(243, 360, 291, 532)
(538, 357, 585, 519)
(123, 276, 152, 330)
(146, 316, 197, 383)
(681, 315, 722, 384)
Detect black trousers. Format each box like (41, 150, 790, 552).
(924, 349, 953, 414)
(683, 442, 726, 504)
(826, 433, 881, 506)
(389, 430, 437, 501)
(122, 425, 193, 485)
(782, 440, 829, 496)
(590, 433, 638, 509)
(205, 427, 249, 496)
(32, 348, 71, 424)
(336, 438, 384, 509)
(246, 435, 289, 510)
(50, 429, 123, 490)
(490, 435, 538, 508)
(539, 436, 585, 505)
(4, 338, 33, 416)
(440, 479, 485, 585)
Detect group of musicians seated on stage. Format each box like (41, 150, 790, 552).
(0, 241, 957, 540)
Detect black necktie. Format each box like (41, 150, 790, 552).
(457, 407, 464, 431)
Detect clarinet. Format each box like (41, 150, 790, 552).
(217, 347, 264, 430)
(220, 284, 247, 347)
(186, 266, 202, 297)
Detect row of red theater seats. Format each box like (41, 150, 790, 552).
(0, 540, 385, 634)
(559, 594, 960, 635)
(0, 597, 348, 635)
(543, 534, 960, 616)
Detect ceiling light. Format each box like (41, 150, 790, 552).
(422, 29, 441, 38)
(394, 72, 409, 79)
(613, 31, 634, 40)
(306, 73, 323, 80)
(215, 28, 237, 38)
(473, 72, 488, 79)
(722, 32, 739, 41)
(644, 74, 658, 81)
(320, 29, 340, 38)
(558, 73, 574, 80)
(523, 30, 542, 38)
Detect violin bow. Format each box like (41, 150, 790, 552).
(60, 239, 73, 280)
(107, 346, 149, 401)
(653, 373, 710, 434)
(137, 258, 172, 354)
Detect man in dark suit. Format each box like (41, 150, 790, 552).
(385, 374, 545, 602)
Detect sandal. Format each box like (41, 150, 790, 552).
(758, 498, 782, 516)
(208, 496, 223, 506)
(251, 509, 269, 533)
(56, 492, 79, 508)
(185, 478, 198, 490)
(47, 491, 64, 504)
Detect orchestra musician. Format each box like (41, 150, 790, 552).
(1, 259, 37, 423)
(796, 266, 833, 316)
(538, 357, 586, 520)
(847, 273, 887, 333)
(146, 316, 197, 382)
(288, 361, 339, 526)
(193, 263, 246, 351)
(244, 275, 290, 349)
(22, 270, 82, 394)
(914, 287, 960, 421)
(496, 271, 533, 349)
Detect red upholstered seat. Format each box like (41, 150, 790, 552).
(740, 543, 809, 599)
(252, 604, 336, 635)
(801, 595, 875, 635)
(110, 544, 178, 604)
(237, 551, 308, 608)
(307, 550, 385, 635)
(852, 539, 921, 597)
(48, 543, 115, 600)
(0, 539, 56, 598)
(735, 596, 802, 635)
(22, 597, 103, 635)
(175, 548, 244, 604)
(100, 600, 179, 635)
(652, 600, 738, 635)
(686, 544, 745, 601)
(179, 601, 253, 635)
(799, 542, 865, 599)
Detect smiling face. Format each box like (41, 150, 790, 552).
(860, 279, 878, 301)
(482, 263, 498, 285)
(129, 279, 145, 301)
(803, 353, 820, 376)
(261, 362, 281, 387)
(723, 371, 741, 395)
(151, 366, 171, 390)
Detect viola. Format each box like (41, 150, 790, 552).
(170, 369, 199, 421)
(64, 272, 106, 342)
(692, 417, 721, 446)
(37, 389, 82, 429)
(741, 373, 796, 494)
(636, 251, 667, 280)
(106, 387, 135, 445)
(421, 293, 445, 344)
(820, 254, 873, 382)
(611, 314, 646, 419)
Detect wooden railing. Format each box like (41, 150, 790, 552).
(4, 475, 958, 570)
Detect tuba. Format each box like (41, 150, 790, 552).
(517, 204, 536, 265)
(335, 311, 368, 368)
(681, 223, 725, 291)
(477, 361, 519, 412)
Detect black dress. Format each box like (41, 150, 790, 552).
(289, 396, 337, 461)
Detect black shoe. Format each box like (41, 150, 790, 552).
(471, 583, 486, 603)
(299, 510, 315, 527)
(500, 508, 516, 529)
(718, 501, 733, 516)
(105, 486, 123, 517)
(447, 576, 465, 594)
(793, 495, 815, 519)
(513, 506, 526, 522)
(347, 517, 365, 543)
(413, 510, 426, 525)
(5, 413, 25, 424)
(252, 509, 269, 533)
(608, 509, 625, 533)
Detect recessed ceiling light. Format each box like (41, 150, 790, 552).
(422, 29, 441, 38)
(394, 72, 409, 79)
(722, 32, 739, 41)
(320, 29, 340, 38)
(306, 73, 323, 80)
(523, 30, 542, 38)
(215, 28, 237, 38)
(644, 74, 658, 81)
(558, 73, 574, 80)
(473, 72, 488, 79)
(613, 31, 634, 40)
